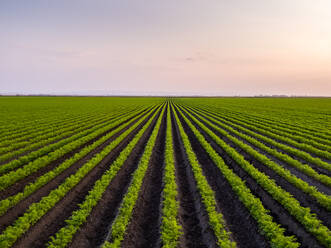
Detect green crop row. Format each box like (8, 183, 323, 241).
(0, 112, 93, 142)
(176, 105, 331, 247)
(171, 104, 236, 248)
(0, 106, 155, 217)
(195, 105, 331, 164)
(160, 103, 182, 248)
(0, 112, 96, 150)
(0, 108, 135, 156)
(46, 104, 164, 248)
(0, 108, 111, 145)
(173, 104, 300, 248)
(178, 99, 331, 141)
(102, 104, 166, 248)
(0, 109, 131, 164)
(205, 107, 331, 151)
(0, 104, 163, 248)
(0, 105, 155, 191)
(197, 104, 331, 148)
(0, 97, 161, 142)
(187, 106, 331, 188)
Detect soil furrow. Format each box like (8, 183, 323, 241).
(190, 107, 331, 178)
(0, 109, 155, 234)
(0, 111, 132, 167)
(64, 108, 161, 248)
(187, 108, 331, 227)
(197, 108, 331, 170)
(174, 107, 269, 248)
(0, 108, 148, 201)
(178, 106, 323, 248)
(121, 105, 167, 248)
(229, 129, 331, 195)
(171, 107, 217, 248)
(8, 109, 159, 248)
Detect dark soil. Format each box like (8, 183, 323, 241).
(8, 108, 159, 248)
(187, 107, 331, 227)
(1, 103, 328, 248)
(171, 107, 218, 248)
(121, 105, 167, 248)
(189, 107, 331, 194)
(0, 108, 149, 201)
(196, 107, 331, 171)
(174, 106, 269, 248)
(0, 109, 155, 235)
(178, 106, 323, 248)
(68, 107, 162, 248)
(0, 109, 138, 167)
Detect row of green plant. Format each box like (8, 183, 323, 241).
(0, 98, 163, 133)
(0, 111, 92, 142)
(187, 106, 331, 188)
(0, 108, 111, 145)
(0, 112, 124, 175)
(217, 100, 331, 136)
(179, 99, 331, 142)
(0, 104, 163, 248)
(101, 105, 166, 248)
(173, 104, 300, 248)
(195, 105, 331, 163)
(160, 104, 182, 248)
(171, 104, 236, 248)
(2, 106, 148, 150)
(0, 97, 159, 144)
(0, 111, 96, 150)
(0, 110, 130, 164)
(0, 109, 132, 156)
(176, 105, 331, 247)
(0, 106, 155, 191)
(46, 104, 165, 248)
(206, 107, 331, 151)
(198, 103, 331, 147)
(0, 106, 156, 217)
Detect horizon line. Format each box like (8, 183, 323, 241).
(1, 94, 330, 98)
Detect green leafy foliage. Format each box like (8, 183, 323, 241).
(0, 104, 163, 248)
(160, 103, 182, 247)
(172, 104, 236, 248)
(176, 104, 331, 247)
(0, 106, 154, 217)
(101, 104, 166, 247)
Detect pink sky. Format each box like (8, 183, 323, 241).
(1, 0, 331, 96)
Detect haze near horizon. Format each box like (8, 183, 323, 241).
(1, 0, 331, 96)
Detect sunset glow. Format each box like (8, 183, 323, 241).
(1, 0, 330, 96)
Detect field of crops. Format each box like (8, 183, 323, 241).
(0, 96, 330, 248)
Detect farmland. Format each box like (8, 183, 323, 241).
(0, 96, 330, 248)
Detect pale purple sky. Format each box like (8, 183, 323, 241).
(1, 0, 331, 96)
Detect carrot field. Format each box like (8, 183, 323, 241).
(0, 96, 330, 248)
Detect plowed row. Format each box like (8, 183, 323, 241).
(0, 97, 330, 248)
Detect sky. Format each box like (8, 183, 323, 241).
(1, 0, 331, 96)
